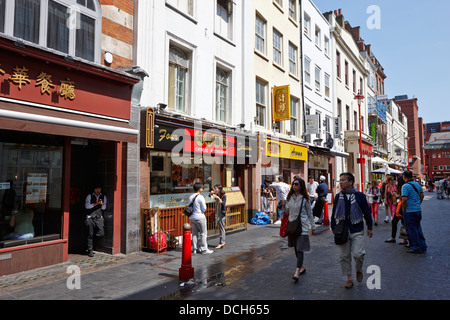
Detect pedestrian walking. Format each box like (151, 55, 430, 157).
(270, 176, 290, 224)
(306, 176, 319, 205)
(285, 177, 315, 283)
(313, 175, 328, 224)
(260, 178, 271, 213)
(84, 184, 106, 257)
(331, 172, 373, 289)
(385, 177, 397, 222)
(210, 184, 226, 249)
(401, 170, 427, 254)
(385, 177, 407, 245)
(366, 180, 381, 225)
(189, 182, 213, 254)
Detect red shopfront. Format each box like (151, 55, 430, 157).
(0, 36, 139, 276)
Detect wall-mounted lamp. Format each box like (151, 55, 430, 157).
(104, 51, 113, 65)
(158, 103, 167, 110)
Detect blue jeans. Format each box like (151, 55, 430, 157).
(403, 211, 427, 253)
(277, 201, 284, 220)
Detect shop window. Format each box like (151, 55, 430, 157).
(149, 151, 216, 209)
(1, 0, 101, 63)
(0, 132, 63, 248)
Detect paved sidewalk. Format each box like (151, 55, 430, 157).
(0, 222, 330, 300)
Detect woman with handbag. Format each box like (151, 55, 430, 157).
(385, 177, 408, 245)
(366, 180, 381, 225)
(285, 177, 316, 283)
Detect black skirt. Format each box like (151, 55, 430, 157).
(288, 234, 310, 252)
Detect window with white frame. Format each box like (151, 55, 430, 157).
(274, 0, 282, 7)
(325, 116, 331, 135)
(166, 0, 194, 17)
(304, 56, 311, 85)
(324, 36, 329, 56)
(288, 0, 296, 20)
(273, 29, 282, 66)
(168, 46, 190, 112)
(315, 66, 321, 92)
(288, 42, 297, 75)
(255, 14, 266, 54)
(304, 13, 310, 37)
(290, 97, 298, 136)
(255, 79, 267, 127)
(0, 0, 101, 62)
(216, 67, 229, 123)
(324, 73, 330, 98)
(315, 25, 321, 48)
(216, 0, 233, 40)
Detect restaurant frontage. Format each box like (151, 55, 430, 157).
(140, 109, 256, 247)
(0, 36, 139, 276)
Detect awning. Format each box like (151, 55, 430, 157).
(0, 100, 138, 143)
(371, 156, 388, 164)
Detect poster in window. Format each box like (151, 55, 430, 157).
(26, 173, 47, 204)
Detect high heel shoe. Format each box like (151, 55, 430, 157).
(215, 243, 225, 249)
(292, 275, 299, 283)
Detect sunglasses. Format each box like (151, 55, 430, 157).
(292, 182, 300, 186)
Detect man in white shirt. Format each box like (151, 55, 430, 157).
(270, 176, 290, 223)
(189, 182, 213, 254)
(307, 176, 319, 204)
(84, 185, 107, 257)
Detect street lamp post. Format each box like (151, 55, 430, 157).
(354, 91, 365, 193)
(405, 137, 411, 171)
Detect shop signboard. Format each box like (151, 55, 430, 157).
(271, 85, 291, 121)
(266, 139, 308, 161)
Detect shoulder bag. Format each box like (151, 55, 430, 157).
(286, 198, 304, 237)
(183, 194, 199, 217)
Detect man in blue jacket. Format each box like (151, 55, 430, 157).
(331, 172, 373, 289)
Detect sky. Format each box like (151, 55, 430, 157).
(312, 0, 450, 124)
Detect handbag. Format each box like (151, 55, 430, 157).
(333, 219, 349, 245)
(279, 211, 289, 237)
(286, 198, 304, 238)
(183, 194, 199, 217)
(399, 226, 408, 240)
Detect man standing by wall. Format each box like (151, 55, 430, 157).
(313, 175, 328, 224)
(401, 170, 427, 254)
(270, 176, 290, 224)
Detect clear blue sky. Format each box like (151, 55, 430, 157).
(313, 0, 450, 124)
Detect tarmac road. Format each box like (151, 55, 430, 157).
(0, 191, 448, 304)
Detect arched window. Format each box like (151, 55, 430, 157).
(0, 0, 101, 63)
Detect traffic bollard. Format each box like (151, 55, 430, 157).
(179, 223, 194, 281)
(322, 201, 330, 226)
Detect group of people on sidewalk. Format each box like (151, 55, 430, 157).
(283, 170, 427, 289)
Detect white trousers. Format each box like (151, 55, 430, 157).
(337, 231, 366, 276)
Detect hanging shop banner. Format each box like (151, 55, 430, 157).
(306, 114, 319, 135)
(266, 139, 308, 161)
(271, 85, 291, 121)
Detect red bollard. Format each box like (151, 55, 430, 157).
(322, 201, 330, 226)
(179, 223, 194, 281)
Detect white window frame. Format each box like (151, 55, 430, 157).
(255, 13, 266, 54)
(288, 42, 297, 76)
(255, 79, 267, 127)
(166, 0, 194, 17)
(324, 36, 329, 56)
(216, 66, 230, 123)
(304, 13, 311, 38)
(168, 45, 191, 113)
(290, 97, 298, 136)
(315, 65, 321, 92)
(304, 56, 311, 85)
(273, 29, 282, 66)
(324, 73, 330, 98)
(215, 0, 233, 41)
(1, 0, 101, 63)
(288, 0, 296, 20)
(315, 25, 321, 48)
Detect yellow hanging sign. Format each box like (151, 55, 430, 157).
(271, 85, 291, 121)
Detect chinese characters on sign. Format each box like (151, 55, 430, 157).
(271, 85, 291, 122)
(0, 64, 76, 100)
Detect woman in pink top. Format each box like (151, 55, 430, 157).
(385, 177, 397, 220)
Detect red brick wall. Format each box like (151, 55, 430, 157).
(99, 0, 134, 69)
